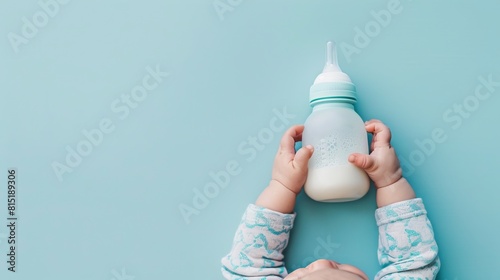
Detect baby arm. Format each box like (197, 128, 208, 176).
(348, 119, 415, 208)
(221, 125, 313, 279)
(349, 120, 440, 279)
(256, 125, 314, 213)
(220, 204, 295, 279)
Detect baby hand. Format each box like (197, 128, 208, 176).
(271, 125, 314, 194)
(348, 119, 403, 189)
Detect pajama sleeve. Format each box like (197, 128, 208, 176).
(221, 204, 295, 280)
(375, 198, 440, 280)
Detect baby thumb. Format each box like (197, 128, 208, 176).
(294, 145, 314, 168)
(348, 153, 375, 171)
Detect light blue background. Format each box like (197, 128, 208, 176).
(1, 0, 498, 279)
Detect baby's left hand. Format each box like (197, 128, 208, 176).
(271, 125, 314, 195)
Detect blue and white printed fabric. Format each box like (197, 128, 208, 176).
(221, 198, 440, 279)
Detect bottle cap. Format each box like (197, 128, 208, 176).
(310, 41, 357, 105)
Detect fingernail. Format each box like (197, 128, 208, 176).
(305, 145, 313, 150)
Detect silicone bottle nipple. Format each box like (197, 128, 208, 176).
(314, 41, 352, 84)
(323, 41, 341, 73)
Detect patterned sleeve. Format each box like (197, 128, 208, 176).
(221, 204, 295, 280)
(374, 198, 440, 280)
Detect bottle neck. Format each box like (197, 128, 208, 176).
(311, 101, 354, 111)
(309, 82, 357, 109)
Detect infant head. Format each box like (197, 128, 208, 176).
(285, 259, 368, 280)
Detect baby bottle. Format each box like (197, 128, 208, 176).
(302, 41, 370, 202)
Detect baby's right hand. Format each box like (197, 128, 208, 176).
(348, 119, 403, 189)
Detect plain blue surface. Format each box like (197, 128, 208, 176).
(1, 0, 499, 279)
